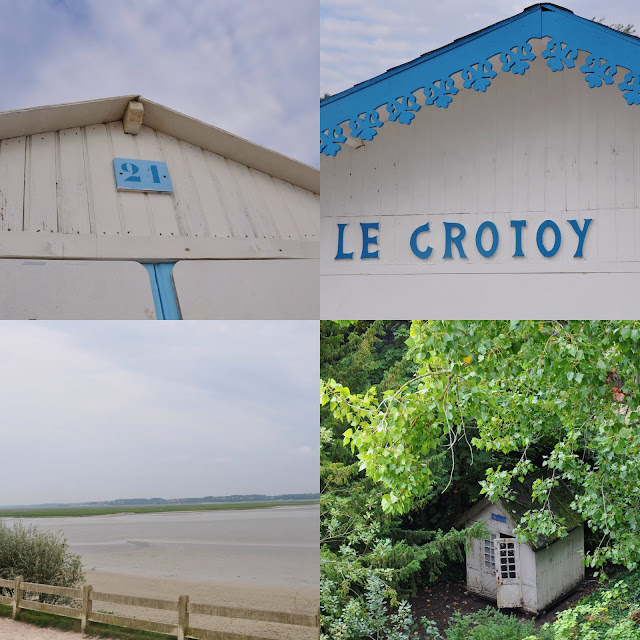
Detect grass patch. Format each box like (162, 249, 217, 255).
(0, 499, 318, 518)
(87, 621, 175, 640)
(0, 603, 175, 640)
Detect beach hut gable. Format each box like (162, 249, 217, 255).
(0, 96, 318, 247)
(0, 97, 319, 319)
(321, 3, 640, 157)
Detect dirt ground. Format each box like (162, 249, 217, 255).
(0, 618, 82, 639)
(409, 568, 602, 635)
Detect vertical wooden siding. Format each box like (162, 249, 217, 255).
(321, 39, 640, 271)
(0, 123, 317, 242)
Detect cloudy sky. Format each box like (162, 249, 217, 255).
(0, 321, 318, 506)
(0, 0, 318, 167)
(321, 0, 640, 97)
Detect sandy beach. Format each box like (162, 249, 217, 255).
(7, 505, 319, 639)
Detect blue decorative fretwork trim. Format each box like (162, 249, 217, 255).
(500, 43, 536, 74)
(461, 60, 497, 91)
(320, 4, 640, 156)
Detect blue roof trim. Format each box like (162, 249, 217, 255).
(320, 4, 640, 157)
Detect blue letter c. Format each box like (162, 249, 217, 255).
(410, 222, 433, 259)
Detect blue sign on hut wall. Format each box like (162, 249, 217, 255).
(113, 158, 173, 193)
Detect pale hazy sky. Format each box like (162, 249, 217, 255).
(0, 0, 318, 167)
(0, 321, 319, 506)
(321, 0, 640, 97)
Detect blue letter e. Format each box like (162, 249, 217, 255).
(360, 222, 380, 259)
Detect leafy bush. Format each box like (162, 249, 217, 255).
(321, 574, 439, 640)
(547, 570, 640, 639)
(445, 608, 553, 640)
(0, 520, 84, 602)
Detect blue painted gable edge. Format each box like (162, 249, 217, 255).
(321, 4, 640, 156)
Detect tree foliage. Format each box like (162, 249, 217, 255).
(592, 16, 636, 35)
(320, 321, 488, 639)
(322, 321, 640, 570)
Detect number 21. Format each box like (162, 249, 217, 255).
(121, 162, 141, 182)
(148, 164, 161, 184)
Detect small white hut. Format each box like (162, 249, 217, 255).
(459, 479, 584, 615)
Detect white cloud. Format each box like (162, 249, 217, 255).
(0, 0, 318, 167)
(0, 321, 319, 505)
(321, 0, 640, 97)
(290, 445, 315, 456)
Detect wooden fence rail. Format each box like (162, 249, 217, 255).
(0, 576, 320, 640)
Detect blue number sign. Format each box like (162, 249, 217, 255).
(113, 158, 173, 192)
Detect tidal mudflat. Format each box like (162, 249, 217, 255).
(7, 504, 319, 639)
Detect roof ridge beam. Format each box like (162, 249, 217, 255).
(123, 100, 144, 135)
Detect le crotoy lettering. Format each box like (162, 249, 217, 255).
(334, 219, 593, 261)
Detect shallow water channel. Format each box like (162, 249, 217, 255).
(7, 504, 319, 586)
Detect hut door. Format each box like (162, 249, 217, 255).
(496, 538, 522, 608)
(480, 534, 498, 598)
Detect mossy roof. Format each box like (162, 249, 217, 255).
(499, 475, 583, 550)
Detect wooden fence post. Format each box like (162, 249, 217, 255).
(177, 595, 189, 640)
(81, 584, 93, 633)
(12, 576, 22, 619)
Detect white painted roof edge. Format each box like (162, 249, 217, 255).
(0, 95, 137, 140)
(0, 95, 319, 194)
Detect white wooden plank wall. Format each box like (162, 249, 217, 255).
(26, 131, 57, 232)
(203, 150, 255, 238)
(0, 137, 26, 232)
(278, 180, 320, 238)
(321, 38, 640, 272)
(227, 159, 279, 239)
(58, 128, 91, 234)
(181, 141, 232, 238)
(135, 125, 179, 237)
(86, 124, 126, 235)
(158, 133, 209, 238)
(108, 121, 152, 237)
(252, 169, 300, 239)
(0, 123, 317, 241)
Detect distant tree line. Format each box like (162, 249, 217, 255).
(15, 493, 321, 509)
(92, 494, 319, 506)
